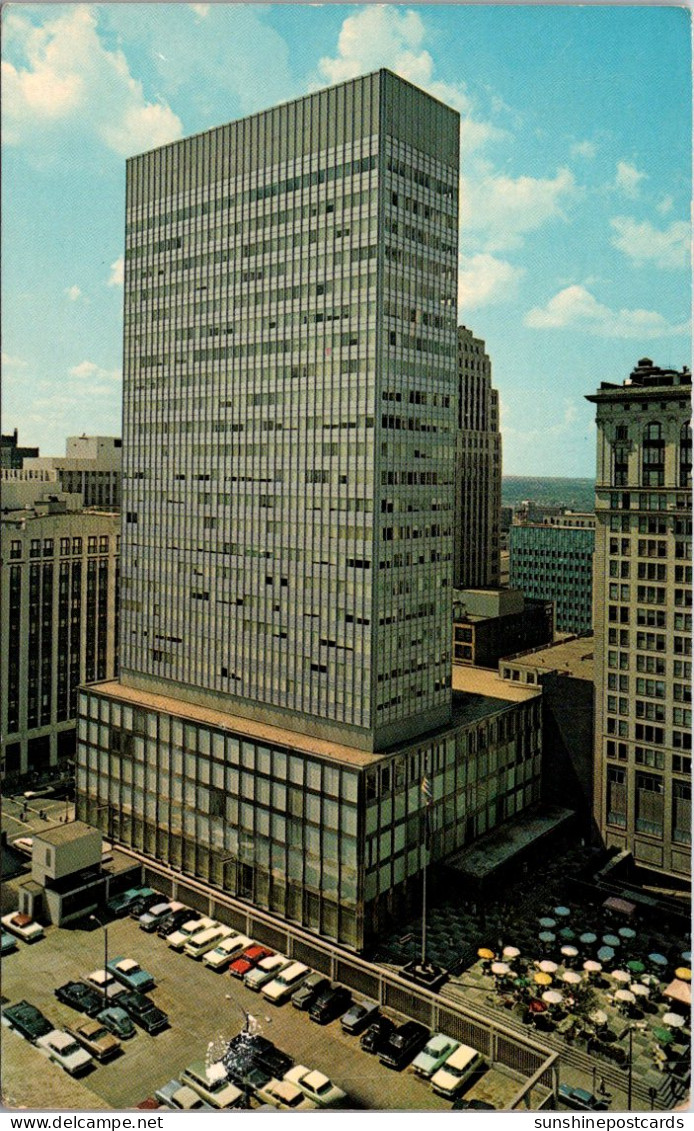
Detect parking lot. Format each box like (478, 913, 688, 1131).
(1, 911, 497, 1112)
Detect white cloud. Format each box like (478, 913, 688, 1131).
(318, 6, 500, 151)
(610, 216, 690, 271)
(2, 351, 28, 371)
(65, 284, 83, 302)
(462, 166, 577, 252)
(656, 195, 674, 216)
(615, 160, 646, 198)
(69, 359, 121, 383)
(525, 284, 689, 339)
(570, 140, 596, 160)
(108, 256, 124, 287)
(2, 6, 183, 156)
(189, 4, 210, 19)
(502, 399, 582, 442)
(458, 253, 524, 311)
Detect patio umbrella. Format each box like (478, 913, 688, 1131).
(630, 983, 649, 998)
(627, 960, 645, 975)
(653, 1026, 673, 1045)
(503, 946, 520, 960)
(528, 998, 547, 1013)
(590, 1009, 608, 1026)
(664, 978, 691, 1006)
(663, 1012, 686, 1029)
(584, 959, 602, 974)
(539, 917, 556, 929)
(542, 989, 563, 1005)
(478, 948, 495, 960)
(534, 971, 552, 986)
(603, 934, 621, 947)
(640, 973, 660, 988)
(649, 952, 668, 968)
(675, 967, 691, 982)
(611, 969, 631, 984)
(491, 961, 510, 976)
(614, 989, 635, 1005)
(597, 946, 615, 963)
(618, 927, 636, 941)
(580, 932, 597, 945)
(681, 951, 691, 964)
(561, 945, 578, 959)
(539, 960, 558, 974)
(554, 906, 571, 918)
(513, 976, 530, 988)
(559, 927, 576, 942)
(562, 970, 582, 986)
(539, 931, 556, 944)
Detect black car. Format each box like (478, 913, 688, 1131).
(360, 1017, 396, 1054)
(291, 972, 330, 1011)
(4, 1000, 53, 1044)
(156, 908, 191, 938)
(340, 999, 379, 1035)
(379, 1020, 430, 1070)
(118, 991, 168, 1035)
(129, 892, 163, 919)
(247, 1035, 293, 1080)
(309, 984, 352, 1025)
(452, 1099, 496, 1112)
(54, 981, 104, 1018)
(223, 1035, 273, 1092)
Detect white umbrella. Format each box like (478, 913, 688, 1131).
(590, 1009, 608, 1026)
(542, 989, 563, 1005)
(539, 959, 558, 974)
(663, 1012, 686, 1029)
(630, 983, 649, 997)
(561, 945, 578, 959)
(562, 970, 582, 985)
(584, 960, 602, 973)
(503, 946, 520, 960)
(491, 961, 510, 976)
(614, 989, 635, 1004)
(611, 969, 631, 984)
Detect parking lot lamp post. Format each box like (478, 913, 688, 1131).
(90, 913, 109, 1009)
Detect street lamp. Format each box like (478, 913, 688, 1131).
(90, 912, 109, 1009)
(627, 1024, 634, 1111)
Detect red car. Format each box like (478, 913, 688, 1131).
(228, 945, 273, 979)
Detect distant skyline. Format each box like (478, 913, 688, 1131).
(2, 2, 691, 475)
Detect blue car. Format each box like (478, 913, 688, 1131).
(97, 1006, 136, 1040)
(106, 887, 154, 918)
(558, 1084, 607, 1112)
(107, 956, 156, 993)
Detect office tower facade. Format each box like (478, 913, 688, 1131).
(588, 358, 692, 881)
(1, 501, 120, 780)
(1, 428, 39, 469)
(24, 436, 122, 509)
(509, 517, 595, 633)
(453, 327, 501, 589)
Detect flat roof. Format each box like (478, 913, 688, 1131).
(506, 636, 594, 681)
(447, 805, 575, 880)
(452, 665, 540, 703)
(33, 821, 100, 847)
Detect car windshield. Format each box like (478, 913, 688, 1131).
(60, 1041, 82, 1056)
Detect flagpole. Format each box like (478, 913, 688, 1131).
(421, 834, 427, 969)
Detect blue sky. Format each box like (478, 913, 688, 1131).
(2, 2, 691, 475)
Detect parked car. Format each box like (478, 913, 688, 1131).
(203, 933, 252, 970)
(156, 907, 192, 938)
(360, 1016, 396, 1055)
(228, 944, 273, 979)
(379, 1020, 430, 1070)
(243, 954, 291, 991)
(430, 1043, 484, 1098)
(309, 984, 352, 1025)
(118, 992, 168, 1035)
(255, 1079, 317, 1111)
(54, 981, 103, 1018)
(107, 956, 156, 993)
(243, 1035, 293, 1081)
(4, 1000, 53, 1043)
(1, 912, 44, 943)
(452, 1099, 496, 1111)
(36, 1030, 93, 1075)
(129, 892, 164, 919)
(65, 1018, 120, 1061)
(96, 1006, 135, 1041)
(107, 886, 154, 918)
(262, 961, 310, 1004)
(0, 931, 18, 956)
(155, 1079, 214, 1111)
(139, 901, 184, 933)
(284, 1066, 347, 1108)
(340, 999, 379, 1035)
(180, 1060, 244, 1109)
(166, 916, 217, 950)
(412, 1033, 460, 1078)
(558, 1084, 608, 1112)
(85, 969, 126, 1001)
(184, 924, 232, 959)
(223, 1038, 272, 1092)
(292, 972, 330, 1011)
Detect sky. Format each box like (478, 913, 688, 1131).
(2, 2, 691, 476)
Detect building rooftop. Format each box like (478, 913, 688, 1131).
(452, 665, 540, 703)
(505, 635, 594, 681)
(33, 821, 99, 847)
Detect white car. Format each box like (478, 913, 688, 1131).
(262, 961, 310, 1004)
(85, 969, 125, 1000)
(412, 1033, 460, 1078)
(184, 924, 232, 959)
(255, 1078, 318, 1111)
(1, 912, 44, 943)
(166, 916, 217, 950)
(243, 954, 291, 991)
(180, 1060, 244, 1109)
(431, 1044, 484, 1098)
(284, 1065, 347, 1108)
(155, 1079, 214, 1111)
(37, 1030, 93, 1076)
(202, 933, 252, 970)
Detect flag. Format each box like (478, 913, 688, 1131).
(421, 776, 432, 805)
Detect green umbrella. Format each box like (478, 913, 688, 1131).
(653, 1027, 674, 1045)
(627, 960, 645, 974)
(559, 927, 575, 941)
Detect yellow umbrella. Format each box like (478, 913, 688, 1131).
(478, 948, 495, 960)
(534, 971, 552, 986)
(675, 967, 691, 982)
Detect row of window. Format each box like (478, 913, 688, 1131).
(10, 535, 116, 560)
